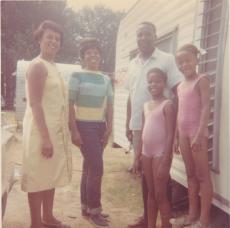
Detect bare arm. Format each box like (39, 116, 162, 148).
(27, 61, 52, 158)
(28, 62, 48, 138)
(171, 84, 178, 97)
(173, 120, 180, 154)
(69, 101, 82, 147)
(126, 95, 131, 128)
(162, 101, 176, 164)
(138, 111, 145, 159)
(196, 77, 210, 137)
(101, 102, 113, 148)
(106, 102, 113, 133)
(171, 84, 179, 153)
(69, 102, 77, 134)
(133, 109, 145, 174)
(191, 77, 210, 150)
(126, 95, 132, 141)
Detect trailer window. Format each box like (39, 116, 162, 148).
(198, 0, 228, 172)
(155, 29, 178, 53)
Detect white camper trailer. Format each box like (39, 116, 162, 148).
(15, 60, 81, 121)
(113, 0, 229, 214)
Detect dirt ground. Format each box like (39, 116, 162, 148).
(3, 131, 229, 228)
(2, 132, 147, 228)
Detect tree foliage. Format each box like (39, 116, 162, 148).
(1, 1, 124, 108)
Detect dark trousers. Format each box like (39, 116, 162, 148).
(77, 121, 106, 215)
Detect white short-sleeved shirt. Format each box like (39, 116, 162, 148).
(124, 48, 183, 130)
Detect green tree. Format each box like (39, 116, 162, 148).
(1, 0, 66, 109)
(1, 1, 124, 109)
(65, 5, 124, 72)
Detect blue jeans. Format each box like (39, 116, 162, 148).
(77, 121, 106, 215)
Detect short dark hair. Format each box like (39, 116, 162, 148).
(138, 21, 157, 34)
(147, 68, 167, 82)
(177, 43, 200, 58)
(33, 20, 63, 45)
(79, 37, 102, 60)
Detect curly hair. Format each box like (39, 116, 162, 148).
(147, 67, 167, 82)
(79, 37, 102, 60)
(33, 20, 63, 45)
(138, 21, 157, 34)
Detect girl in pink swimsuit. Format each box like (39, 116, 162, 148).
(135, 68, 175, 228)
(173, 44, 213, 228)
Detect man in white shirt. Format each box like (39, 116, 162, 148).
(126, 21, 182, 228)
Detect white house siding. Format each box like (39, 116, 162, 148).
(113, 88, 129, 149)
(212, 30, 229, 214)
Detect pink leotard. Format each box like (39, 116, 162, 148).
(177, 74, 209, 139)
(142, 99, 171, 158)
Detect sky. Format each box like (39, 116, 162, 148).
(66, 0, 137, 12)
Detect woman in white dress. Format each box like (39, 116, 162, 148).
(22, 20, 72, 228)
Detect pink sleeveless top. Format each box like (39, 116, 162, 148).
(177, 75, 209, 138)
(142, 99, 171, 158)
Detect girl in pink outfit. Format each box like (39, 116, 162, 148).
(173, 44, 213, 228)
(135, 68, 175, 228)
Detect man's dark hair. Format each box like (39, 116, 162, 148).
(138, 21, 157, 33)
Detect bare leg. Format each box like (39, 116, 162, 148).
(132, 130, 142, 171)
(142, 155, 158, 228)
(153, 157, 171, 228)
(42, 188, 60, 224)
(192, 138, 213, 226)
(179, 133, 199, 221)
(141, 173, 148, 223)
(28, 191, 43, 228)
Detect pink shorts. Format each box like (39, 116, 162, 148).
(142, 150, 164, 158)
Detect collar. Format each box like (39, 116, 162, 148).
(79, 68, 105, 77)
(135, 48, 160, 63)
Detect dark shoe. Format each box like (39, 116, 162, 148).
(90, 214, 108, 227)
(127, 216, 147, 228)
(82, 209, 90, 219)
